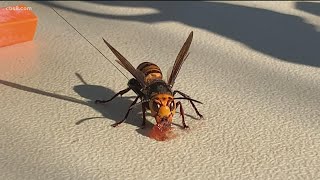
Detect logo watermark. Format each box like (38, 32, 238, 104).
(5, 6, 32, 11)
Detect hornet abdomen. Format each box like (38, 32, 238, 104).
(137, 62, 163, 84)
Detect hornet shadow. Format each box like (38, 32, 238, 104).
(0, 75, 148, 137)
(0, 73, 198, 138)
(72, 73, 151, 131)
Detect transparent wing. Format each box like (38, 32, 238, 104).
(102, 38, 146, 88)
(167, 31, 193, 87)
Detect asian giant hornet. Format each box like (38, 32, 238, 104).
(95, 31, 203, 129)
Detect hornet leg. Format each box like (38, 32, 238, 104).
(141, 104, 147, 128)
(95, 87, 131, 104)
(111, 95, 140, 127)
(173, 90, 203, 119)
(176, 101, 189, 129)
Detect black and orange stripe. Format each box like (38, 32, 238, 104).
(137, 62, 163, 84)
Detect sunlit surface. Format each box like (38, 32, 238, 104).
(0, 42, 38, 78)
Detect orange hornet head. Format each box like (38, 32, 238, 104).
(149, 94, 176, 128)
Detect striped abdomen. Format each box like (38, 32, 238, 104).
(137, 62, 163, 84)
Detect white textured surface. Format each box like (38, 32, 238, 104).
(1, 1, 320, 180)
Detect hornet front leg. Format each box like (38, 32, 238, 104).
(111, 95, 141, 127)
(141, 103, 147, 128)
(173, 90, 203, 119)
(176, 101, 188, 129)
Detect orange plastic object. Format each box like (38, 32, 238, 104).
(0, 4, 37, 47)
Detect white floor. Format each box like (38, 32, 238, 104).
(1, 1, 320, 179)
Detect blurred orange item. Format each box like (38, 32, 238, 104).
(0, 4, 37, 47)
(149, 125, 176, 141)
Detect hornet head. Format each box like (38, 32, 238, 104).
(149, 94, 176, 128)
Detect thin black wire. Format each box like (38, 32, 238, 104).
(50, 7, 129, 80)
